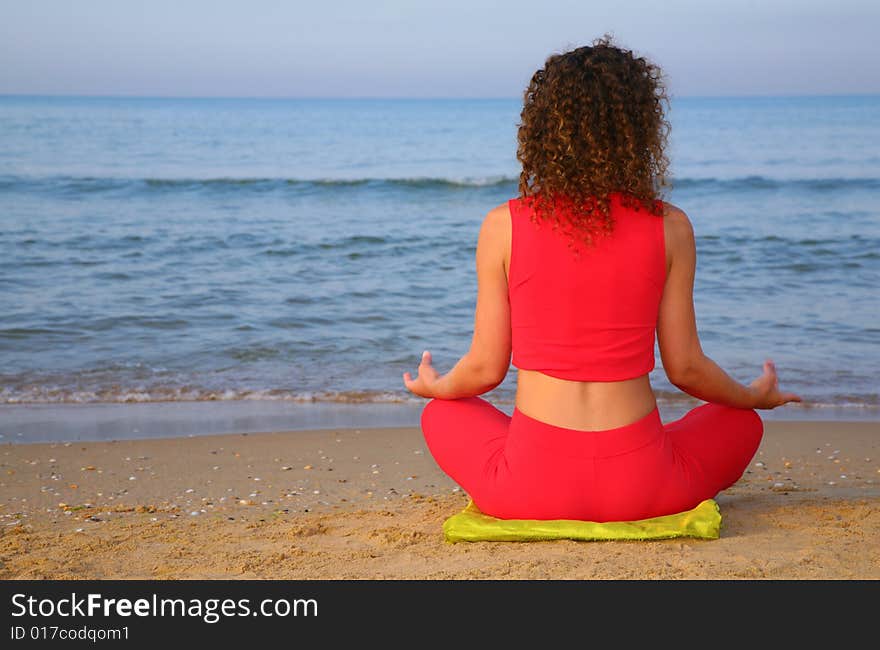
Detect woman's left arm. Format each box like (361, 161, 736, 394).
(403, 205, 512, 399)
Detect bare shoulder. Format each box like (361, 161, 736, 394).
(660, 200, 693, 230)
(476, 202, 513, 270)
(659, 200, 695, 249)
(479, 202, 513, 243)
(484, 201, 512, 228)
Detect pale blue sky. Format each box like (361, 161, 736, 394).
(1, 0, 878, 98)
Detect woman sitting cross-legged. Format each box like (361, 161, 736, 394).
(403, 35, 802, 522)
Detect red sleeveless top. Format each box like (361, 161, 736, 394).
(507, 192, 667, 382)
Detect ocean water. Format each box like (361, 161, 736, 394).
(1, 95, 878, 429)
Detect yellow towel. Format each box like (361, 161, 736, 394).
(443, 499, 722, 543)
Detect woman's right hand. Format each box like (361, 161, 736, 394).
(749, 359, 803, 409)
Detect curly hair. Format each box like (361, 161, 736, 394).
(516, 34, 671, 251)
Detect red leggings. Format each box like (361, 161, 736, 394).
(421, 397, 763, 522)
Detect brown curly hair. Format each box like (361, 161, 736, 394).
(516, 34, 671, 251)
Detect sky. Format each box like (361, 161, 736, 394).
(1, 0, 878, 98)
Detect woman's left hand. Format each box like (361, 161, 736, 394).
(403, 350, 442, 398)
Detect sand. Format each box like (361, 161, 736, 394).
(1, 419, 878, 579)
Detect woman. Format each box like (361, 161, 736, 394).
(402, 36, 802, 522)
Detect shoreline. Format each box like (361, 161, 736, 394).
(2, 399, 877, 445)
(1, 419, 878, 579)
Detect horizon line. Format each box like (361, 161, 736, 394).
(1, 91, 879, 101)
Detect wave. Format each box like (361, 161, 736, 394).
(0, 384, 877, 411)
(4, 173, 879, 197)
(0, 173, 519, 196)
(0, 385, 424, 405)
(670, 175, 880, 193)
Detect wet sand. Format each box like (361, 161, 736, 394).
(1, 419, 878, 579)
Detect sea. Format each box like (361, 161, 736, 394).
(1, 94, 878, 441)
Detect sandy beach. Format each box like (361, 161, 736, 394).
(1, 418, 878, 580)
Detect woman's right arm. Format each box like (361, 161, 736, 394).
(656, 204, 802, 410)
